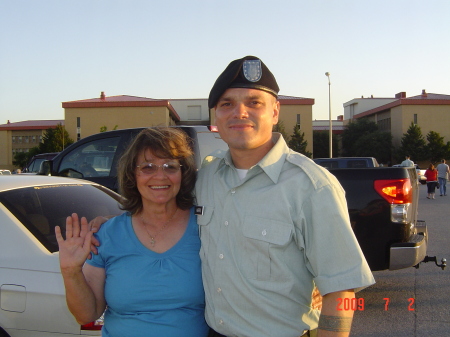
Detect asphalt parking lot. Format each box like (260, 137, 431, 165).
(350, 182, 450, 336)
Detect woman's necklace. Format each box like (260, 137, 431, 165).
(140, 208, 178, 247)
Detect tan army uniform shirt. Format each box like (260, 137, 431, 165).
(195, 133, 375, 337)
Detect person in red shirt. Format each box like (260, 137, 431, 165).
(424, 163, 438, 199)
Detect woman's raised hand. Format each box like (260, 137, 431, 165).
(55, 213, 95, 272)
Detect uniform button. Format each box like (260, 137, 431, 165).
(224, 221, 229, 226)
(219, 254, 224, 259)
(262, 229, 267, 236)
(219, 319, 224, 325)
(217, 287, 222, 293)
(231, 189, 236, 194)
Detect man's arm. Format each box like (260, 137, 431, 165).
(317, 290, 355, 337)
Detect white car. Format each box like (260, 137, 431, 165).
(0, 175, 123, 337)
(392, 164, 427, 184)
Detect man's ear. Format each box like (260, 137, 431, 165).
(272, 100, 280, 124)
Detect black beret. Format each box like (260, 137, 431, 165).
(208, 56, 280, 109)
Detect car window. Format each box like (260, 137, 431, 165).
(0, 184, 124, 253)
(316, 160, 339, 169)
(58, 137, 120, 178)
(347, 160, 367, 168)
(27, 158, 46, 173)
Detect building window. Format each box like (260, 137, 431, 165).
(39, 135, 43, 143)
(77, 117, 81, 141)
(377, 118, 391, 132)
(414, 114, 418, 125)
(12, 136, 16, 143)
(32, 136, 36, 143)
(18, 136, 22, 143)
(25, 136, 29, 143)
(296, 114, 301, 127)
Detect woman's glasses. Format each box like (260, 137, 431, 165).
(136, 162, 182, 175)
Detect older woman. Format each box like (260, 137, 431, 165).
(55, 127, 208, 337)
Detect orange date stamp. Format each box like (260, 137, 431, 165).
(336, 298, 415, 311)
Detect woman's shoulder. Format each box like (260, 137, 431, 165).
(96, 212, 130, 236)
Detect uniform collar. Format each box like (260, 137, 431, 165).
(216, 133, 288, 184)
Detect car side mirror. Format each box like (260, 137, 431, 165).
(39, 160, 53, 176)
(58, 168, 84, 179)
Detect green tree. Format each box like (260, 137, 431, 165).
(13, 143, 43, 169)
(13, 124, 74, 169)
(425, 131, 447, 163)
(353, 131, 393, 164)
(313, 131, 339, 158)
(39, 124, 74, 153)
(273, 120, 289, 142)
(397, 122, 427, 163)
(288, 125, 312, 158)
(341, 119, 378, 157)
(12, 152, 29, 168)
(100, 125, 119, 132)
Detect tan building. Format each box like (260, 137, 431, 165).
(65, 92, 315, 153)
(0, 92, 315, 169)
(0, 120, 63, 170)
(346, 90, 450, 149)
(63, 92, 180, 141)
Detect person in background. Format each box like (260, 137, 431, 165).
(424, 163, 438, 199)
(197, 55, 375, 337)
(56, 127, 209, 337)
(436, 159, 449, 196)
(400, 155, 414, 167)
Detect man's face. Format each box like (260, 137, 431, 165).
(214, 88, 280, 151)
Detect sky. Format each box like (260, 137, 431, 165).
(1, 0, 449, 125)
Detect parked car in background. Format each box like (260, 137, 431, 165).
(22, 152, 59, 173)
(0, 175, 124, 337)
(313, 157, 379, 169)
(415, 164, 427, 184)
(0, 170, 12, 175)
(392, 164, 426, 184)
(39, 126, 228, 192)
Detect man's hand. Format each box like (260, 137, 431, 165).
(87, 216, 110, 255)
(317, 290, 355, 337)
(312, 287, 323, 311)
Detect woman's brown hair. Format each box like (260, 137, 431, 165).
(117, 127, 196, 214)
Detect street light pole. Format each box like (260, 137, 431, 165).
(325, 72, 332, 158)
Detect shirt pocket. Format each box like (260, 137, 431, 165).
(242, 215, 293, 280)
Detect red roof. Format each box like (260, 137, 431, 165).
(354, 92, 450, 119)
(62, 94, 180, 121)
(0, 120, 64, 131)
(279, 95, 315, 105)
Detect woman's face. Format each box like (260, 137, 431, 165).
(135, 148, 182, 207)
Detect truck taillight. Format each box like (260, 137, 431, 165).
(208, 125, 219, 132)
(81, 317, 104, 330)
(374, 179, 413, 204)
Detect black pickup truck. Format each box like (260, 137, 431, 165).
(40, 127, 444, 271)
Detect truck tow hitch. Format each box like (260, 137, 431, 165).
(415, 256, 447, 270)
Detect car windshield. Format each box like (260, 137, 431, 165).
(0, 183, 124, 253)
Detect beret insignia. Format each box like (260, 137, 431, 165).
(243, 59, 262, 82)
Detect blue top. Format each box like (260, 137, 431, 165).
(86, 208, 208, 337)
